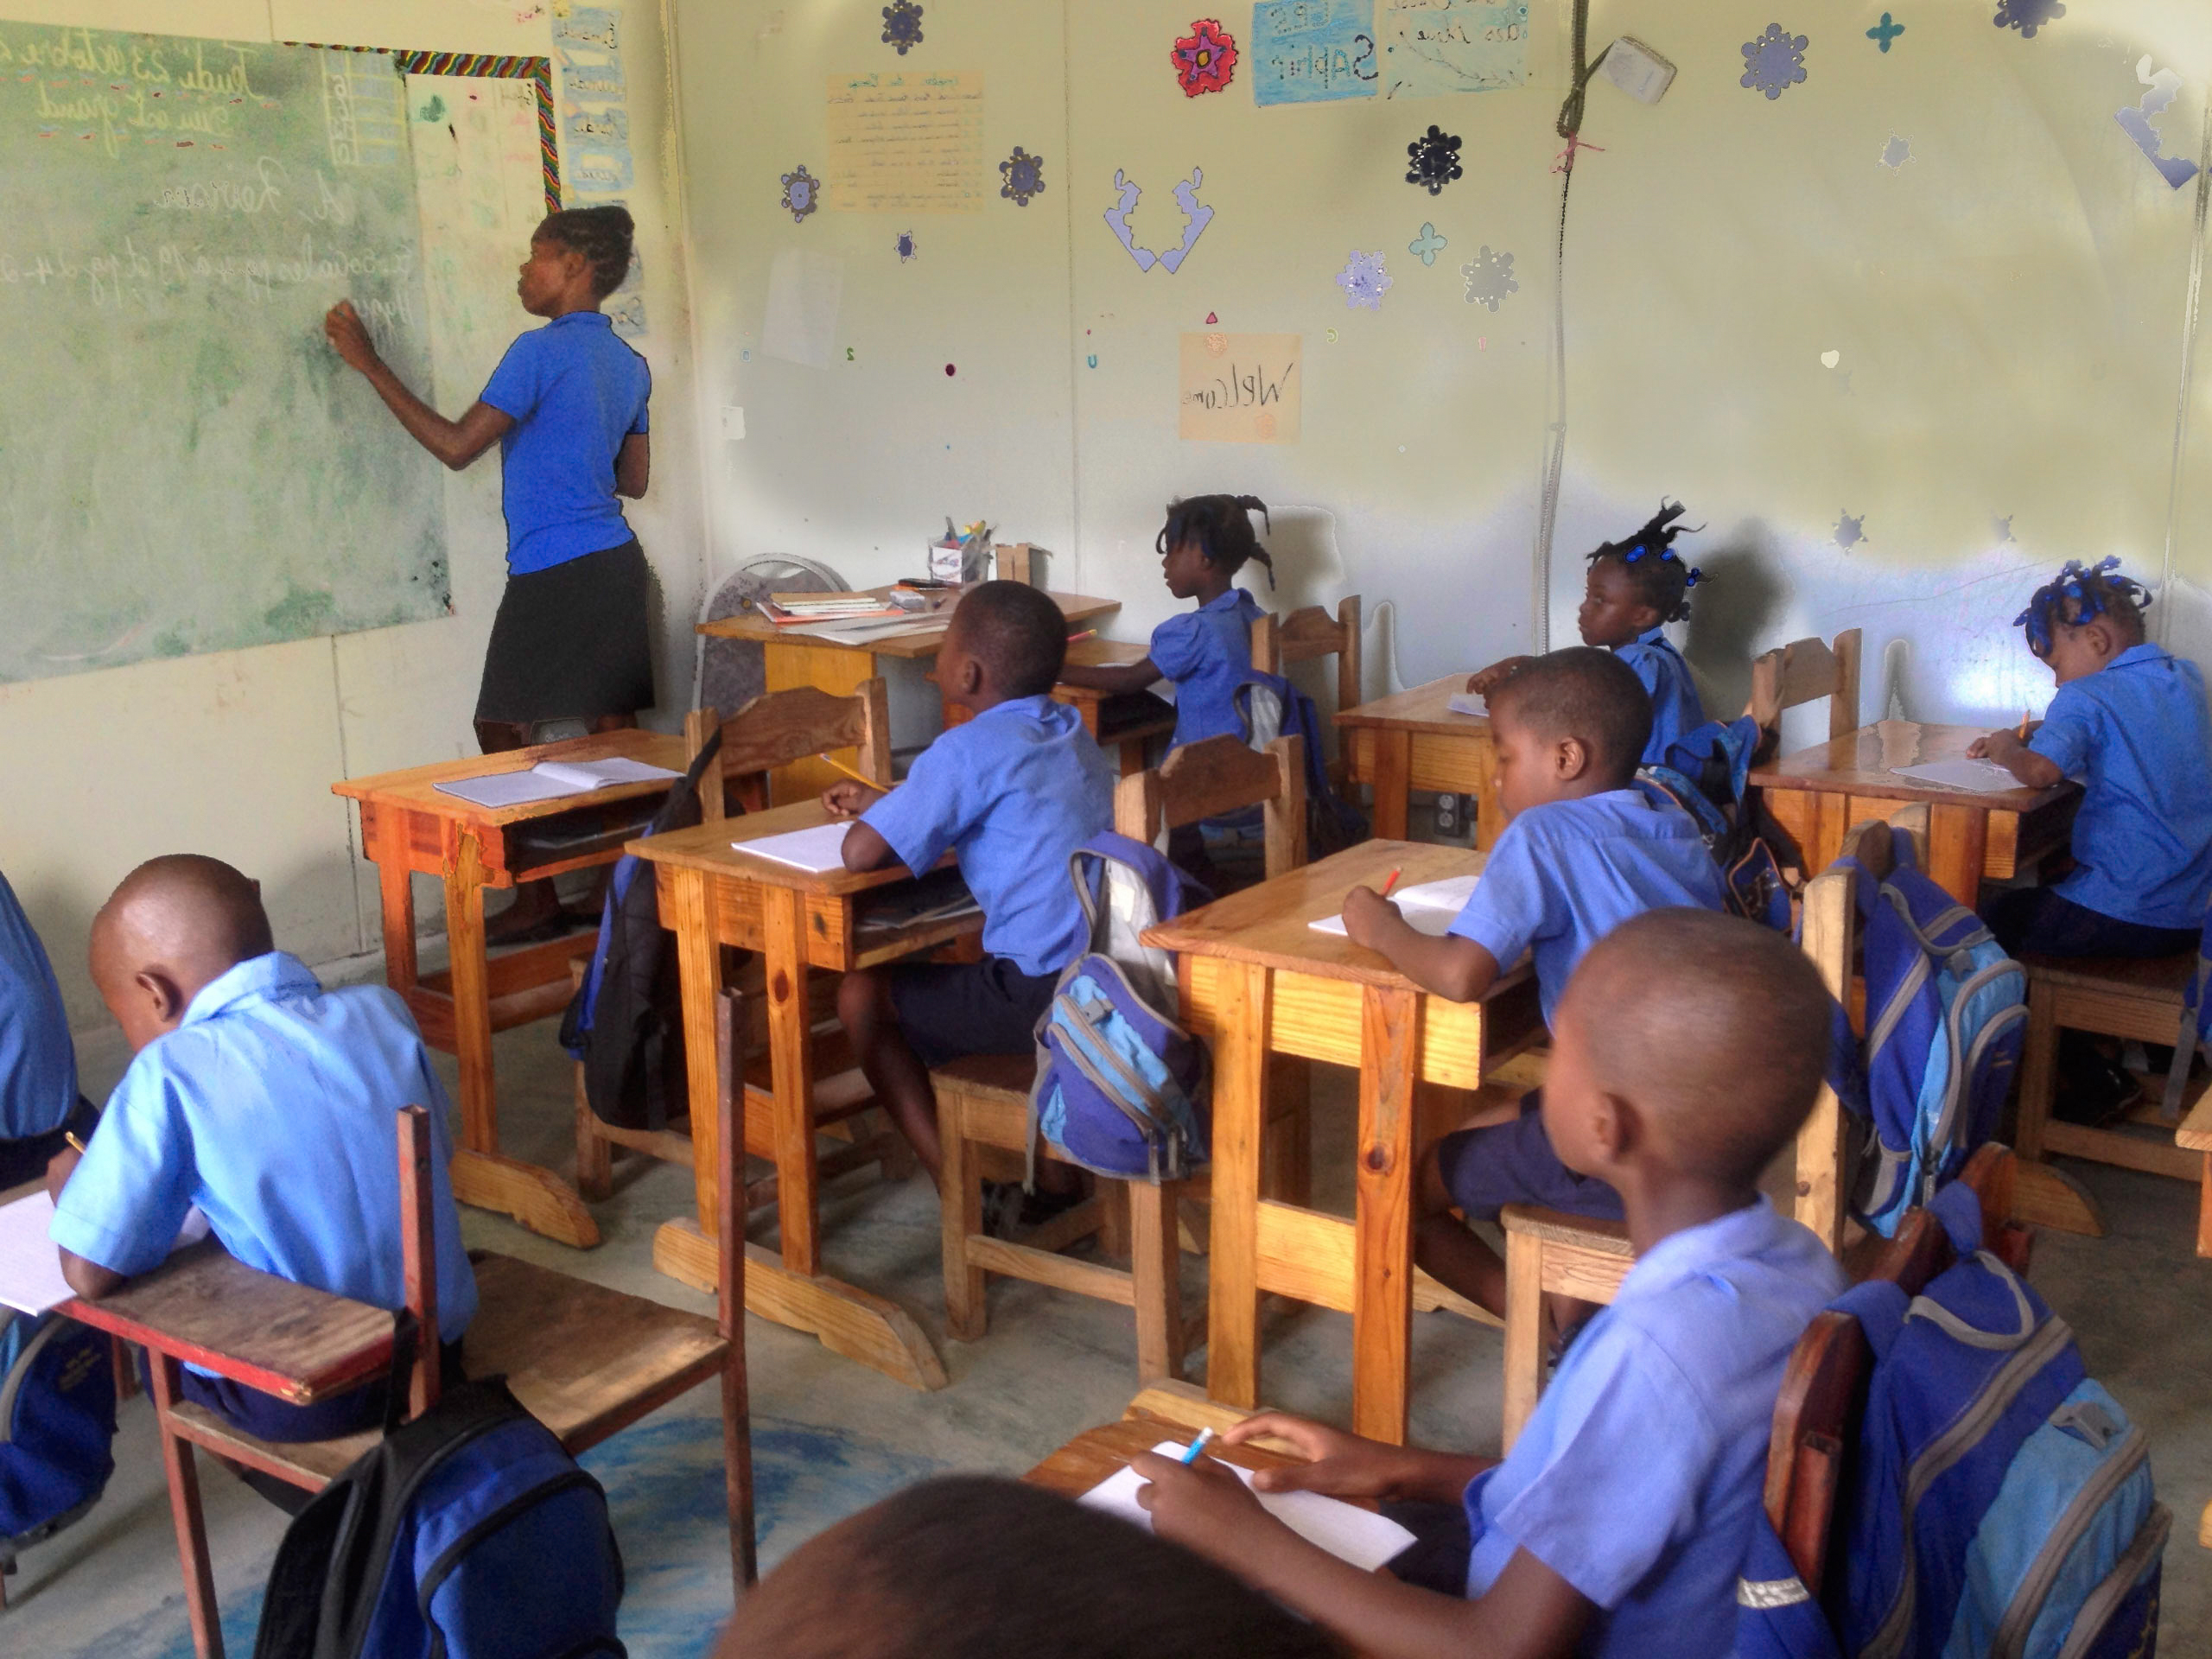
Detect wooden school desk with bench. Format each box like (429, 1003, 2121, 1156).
(1335, 676, 1501, 850)
(333, 729, 690, 1249)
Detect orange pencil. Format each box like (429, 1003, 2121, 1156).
(1065, 629, 1095, 644)
(2018, 710, 2031, 741)
(1379, 868, 1403, 899)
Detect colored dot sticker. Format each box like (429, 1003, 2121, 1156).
(944, 363, 957, 376)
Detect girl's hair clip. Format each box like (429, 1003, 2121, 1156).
(2014, 556, 2150, 655)
(1683, 566, 1705, 589)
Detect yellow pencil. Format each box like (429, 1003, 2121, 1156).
(817, 753, 884, 791)
(65, 1131, 88, 1156)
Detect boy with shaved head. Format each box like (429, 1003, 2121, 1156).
(1131, 910, 1846, 1659)
(47, 855, 475, 1442)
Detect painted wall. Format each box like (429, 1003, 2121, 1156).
(674, 0, 2212, 757)
(0, 0, 706, 1022)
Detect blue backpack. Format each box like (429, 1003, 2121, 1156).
(1846, 831, 2028, 1237)
(0, 1311, 116, 1582)
(1030, 835, 1213, 1182)
(1835, 1184, 2167, 1659)
(1232, 669, 1369, 856)
(254, 1376, 625, 1659)
(1637, 715, 1803, 931)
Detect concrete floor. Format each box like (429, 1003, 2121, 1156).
(8, 1008, 2210, 1656)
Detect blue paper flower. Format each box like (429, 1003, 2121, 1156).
(881, 1, 924, 54)
(1993, 0, 2063, 36)
(779, 164, 820, 223)
(1406, 125, 1463, 195)
(1335, 250, 1393, 310)
(1740, 23, 1808, 99)
(1000, 145, 1046, 207)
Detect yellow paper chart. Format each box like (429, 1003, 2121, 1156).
(825, 70, 986, 213)
(1179, 332, 1303, 444)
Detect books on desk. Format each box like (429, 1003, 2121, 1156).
(433, 756, 682, 810)
(733, 821, 855, 874)
(753, 594, 915, 628)
(0, 1190, 212, 1315)
(1310, 873, 1480, 938)
(1446, 690, 1486, 717)
(1081, 1440, 1416, 1573)
(1889, 759, 2026, 795)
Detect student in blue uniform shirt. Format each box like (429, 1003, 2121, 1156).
(1470, 502, 1708, 766)
(1972, 557, 2212, 957)
(1130, 912, 1847, 1659)
(1343, 647, 1726, 1319)
(0, 868, 88, 1191)
(47, 856, 476, 1444)
(823, 582, 1116, 1194)
(327, 206, 652, 943)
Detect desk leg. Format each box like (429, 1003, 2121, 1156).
(1206, 961, 1271, 1410)
(377, 856, 418, 996)
(1372, 730, 1412, 840)
(763, 886, 823, 1276)
(442, 830, 601, 1248)
(672, 868, 728, 1231)
(1352, 985, 1419, 1445)
(149, 1355, 224, 1659)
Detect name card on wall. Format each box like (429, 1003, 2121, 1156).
(1179, 332, 1302, 443)
(826, 70, 986, 212)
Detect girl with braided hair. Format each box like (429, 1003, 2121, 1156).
(1468, 501, 1709, 765)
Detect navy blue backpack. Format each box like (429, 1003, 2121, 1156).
(1637, 714, 1803, 931)
(1233, 669, 1369, 856)
(1030, 835, 1213, 1182)
(0, 1310, 116, 1587)
(254, 1376, 625, 1659)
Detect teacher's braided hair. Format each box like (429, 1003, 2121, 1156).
(1159, 494, 1276, 589)
(2014, 556, 2152, 657)
(1587, 499, 1705, 624)
(537, 205, 635, 299)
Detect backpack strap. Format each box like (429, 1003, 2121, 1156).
(1904, 1254, 2039, 1351)
(1830, 1280, 1910, 1360)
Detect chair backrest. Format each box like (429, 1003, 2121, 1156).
(1788, 804, 1929, 1254)
(1763, 1144, 2027, 1598)
(395, 1105, 442, 1421)
(685, 679, 892, 819)
(1250, 597, 1363, 721)
(1748, 627, 1862, 746)
(1114, 732, 1307, 880)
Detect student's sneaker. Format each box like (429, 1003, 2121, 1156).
(981, 1179, 1086, 1241)
(2054, 1033, 2141, 1127)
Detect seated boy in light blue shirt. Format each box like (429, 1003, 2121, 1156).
(824, 582, 1116, 1195)
(0, 867, 89, 1191)
(1132, 910, 1847, 1659)
(47, 855, 476, 1444)
(1971, 558, 2212, 960)
(1345, 646, 1726, 1317)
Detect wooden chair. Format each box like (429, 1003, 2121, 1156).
(1499, 808, 1926, 1446)
(575, 678, 899, 1197)
(66, 1105, 753, 1659)
(1254, 598, 1363, 785)
(2014, 924, 2209, 1253)
(1746, 627, 1862, 754)
(933, 733, 1307, 1382)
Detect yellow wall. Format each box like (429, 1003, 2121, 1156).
(0, 0, 706, 1021)
(675, 0, 2212, 744)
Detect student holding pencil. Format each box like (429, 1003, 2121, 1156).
(325, 207, 652, 942)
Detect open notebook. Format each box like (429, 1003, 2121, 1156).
(1888, 758, 2025, 795)
(0, 1190, 212, 1316)
(434, 756, 681, 810)
(1082, 1440, 1415, 1573)
(1311, 872, 1480, 938)
(732, 820, 854, 874)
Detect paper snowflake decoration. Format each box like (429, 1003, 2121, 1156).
(1409, 223, 1448, 265)
(881, 0, 924, 54)
(1406, 124, 1464, 195)
(1000, 145, 1046, 207)
(894, 229, 918, 262)
(1880, 135, 1912, 169)
(1993, 0, 2063, 36)
(1461, 245, 1518, 311)
(779, 163, 820, 223)
(1335, 250, 1393, 310)
(1740, 24, 1808, 99)
(1173, 18, 1237, 97)
(1834, 512, 1866, 550)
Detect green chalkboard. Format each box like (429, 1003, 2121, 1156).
(0, 27, 447, 682)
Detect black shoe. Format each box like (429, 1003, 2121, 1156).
(2053, 1043, 2139, 1127)
(981, 1179, 1085, 1240)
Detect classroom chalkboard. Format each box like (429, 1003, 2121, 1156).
(0, 26, 447, 683)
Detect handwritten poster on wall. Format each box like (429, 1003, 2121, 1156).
(1250, 0, 1378, 107)
(1179, 333, 1302, 443)
(553, 4, 646, 335)
(1381, 0, 1529, 97)
(825, 71, 986, 213)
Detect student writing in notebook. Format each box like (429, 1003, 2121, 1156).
(822, 583, 1115, 1219)
(1131, 912, 1845, 1659)
(1341, 649, 1726, 1321)
(45, 856, 475, 1450)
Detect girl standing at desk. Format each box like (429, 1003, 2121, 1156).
(326, 207, 652, 941)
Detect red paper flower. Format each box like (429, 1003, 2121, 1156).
(1172, 18, 1237, 97)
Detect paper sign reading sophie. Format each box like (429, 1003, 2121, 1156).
(1179, 332, 1301, 443)
(825, 71, 987, 212)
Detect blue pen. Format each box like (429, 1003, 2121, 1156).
(1180, 1427, 1217, 1465)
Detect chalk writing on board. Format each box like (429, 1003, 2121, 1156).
(322, 53, 408, 169)
(1251, 0, 1377, 108)
(1179, 331, 1302, 443)
(1380, 0, 1529, 98)
(0, 31, 269, 160)
(826, 71, 986, 213)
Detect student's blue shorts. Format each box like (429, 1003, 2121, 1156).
(1433, 1091, 1624, 1223)
(890, 957, 1058, 1071)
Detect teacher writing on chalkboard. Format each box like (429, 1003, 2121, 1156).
(326, 206, 652, 943)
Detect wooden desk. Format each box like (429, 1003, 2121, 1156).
(1024, 1415, 1306, 1499)
(334, 729, 689, 1247)
(1336, 676, 1501, 850)
(697, 589, 1123, 796)
(1751, 720, 2078, 906)
(628, 800, 976, 1390)
(942, 638, 1176, 778)
(1145, 841, 1545, 1444)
